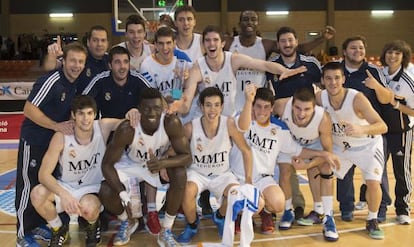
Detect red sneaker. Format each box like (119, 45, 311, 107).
(146, 211, 161, 235)
(260, 210, 275, 234)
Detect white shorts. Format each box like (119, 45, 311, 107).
(55, 181, 101, 213)
(253, 175, 278, 192)
(115, 159, 162, 188)
(187, 169, 239, 200)
(333, 136, 384, 181)
(277, 140, 323, 164)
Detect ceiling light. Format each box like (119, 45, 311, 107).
(49, 13, 73, 18)
(371, 10, 394, 16)
(266, 11, 289, 16)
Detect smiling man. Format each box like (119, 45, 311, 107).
(16, 42, 88, 247)
(82, 46, 150, 119)
(171, 25, 306, 119)
(99, 88, 192, 246)
(30, 95, 121, 247)
(115, 15, 154, 71)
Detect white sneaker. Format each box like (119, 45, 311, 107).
(113, 219, 139, 246)
(396, 215, 411, 225)
(355, 201, 367, 210)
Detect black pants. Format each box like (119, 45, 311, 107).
(386, 129, 413, 216)
(15, 140, 48, 238)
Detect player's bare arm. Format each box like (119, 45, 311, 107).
(38, 132, 81, 214)
(101, 120, 135, 195)
(228, 117, 253, 184)
(346, 92, 388, 136)
(147, 114, 192, 173)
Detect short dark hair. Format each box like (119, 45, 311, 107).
(293, 87, 316, 106)
(199, 87, 224, 106)
(276, 26, 297, 41)
(62, 42, 88, 59)
(87, 25, 108, 40)
(71, 95, 97, 114)
(253, 87, 275, 106)
(322, 62, 344, 77)
(125, 14, 146, 31)
(202, 25, 224, 43)
(380, 40, 412, 69)
(174, 5, 196, 20)
(138, 88, 163, 106)
(342, 35, 367, 51)
(154, 26, 175, 43)
(239, 10, 258, 22)
(108, 46, 130, 63)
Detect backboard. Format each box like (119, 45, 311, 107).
(113, 0, 192, 36)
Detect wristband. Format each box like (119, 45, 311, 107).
(393, 101, 400, 109)
(119, 191, 130, 206)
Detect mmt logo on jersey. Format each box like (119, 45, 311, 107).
(135, 147, 165, 161)
(194, 151, 227, 164)
(247, 130, 277, 153)
(69, 153, 101, 174)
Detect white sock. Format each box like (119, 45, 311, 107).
(313, 201, 324, 215)
(367, 211, 378, 220)
(321, 196, 333, 216)
(285, 198, 293, 211)
(163, 213, 176, 229)
(48, 216, 62, 230)
(147, 203, 157, 212)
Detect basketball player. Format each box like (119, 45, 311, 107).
(99, 88, 192, 246)
(317, 62, 388, 240)
(115, 15, 154, 71)
(273, 87, 338, 241)
(30, 95, 121, 247)
(170, 25, 306, 119)
(231, 85, 339, 238)
(176, 87, 254, 244)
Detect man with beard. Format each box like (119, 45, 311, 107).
(82, 46, 150, 119)
(267, 26, 323, 228)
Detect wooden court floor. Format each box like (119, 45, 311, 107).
(1, 149, 413, 247)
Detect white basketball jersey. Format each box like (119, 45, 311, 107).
(117, 42, 152, 71)
(140, 55, 176, 97)
(124, 113, 170, 164)
(59, 121, 106, 188)
(190, 116, 232, 176)
(230, 117, 302, 179)
(176, 33, 203, 63)
(321, 88, 376, 149)
(229, 36, 267, 111)
(197, 52, 237, 117)
(281, 97, 324, 146)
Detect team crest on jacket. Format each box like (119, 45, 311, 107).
(69, 149, 76, 158)
(271, 128, 277, 136)
(86, 68, 92, 77)
(60, 92, 66, 101)
(105, 92, 111, 101)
